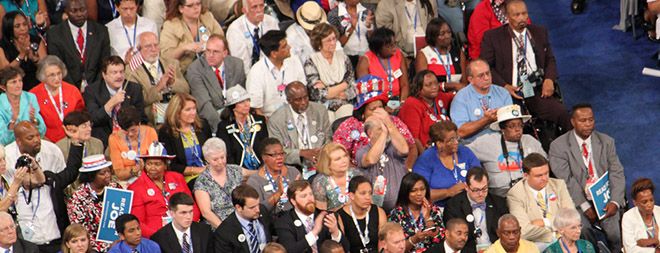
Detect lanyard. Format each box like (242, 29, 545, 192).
(121, 17, 138, 48)
(244, 20, 261, 46)
(330, 173, 350, 203)
(124, 128, 141, 161)
(108, 0, 117, 17)
(377, 57, 394, 97)
(264, 167, 289, 203)
(645, 215, 657, 239)
(349, 205, 370, 247)
(46, 86, 64, 121)
(404, 5, 418, 31)
(449, 154, 461, 183)
(407, 208, 424, 233)
(264, 60, 286, 84)
(181, 127, 203, 165)
(433, 47, 452, 82)
(22, 188, 41, 221)
(560, 237, 583, 253)
(142, 61, 163, 86)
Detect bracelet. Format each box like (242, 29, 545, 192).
(15, 56, 21, 63)
(408, 237, 416, 245)
(441, 82, 446, 92)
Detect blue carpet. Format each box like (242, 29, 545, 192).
(525, 0, 660, 200)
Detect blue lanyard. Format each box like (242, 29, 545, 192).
(407, 208, 425, 232)
(560, 238, 583, 253)
(124, 128, 141, 161)
(404, 5, 418, 31)
(244, 20, 261, 46)
(264, 60, 286, 84)
(121, 17, 138, 48)
(181, 127, 203, 164)
(449, 154, 461, 183)
(377, 58, 394, 97)
(21, 189, 41, 221)
(433, 47, 452, 82)
(264, 167, 289, 203)
(108, 0, 117, 17)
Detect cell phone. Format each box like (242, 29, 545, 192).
(423, 227, 436, 232)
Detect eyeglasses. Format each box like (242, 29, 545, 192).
(504, 123, 524, 130)
(444, 136, 461, 144)
(472, 70, 491, 80)
(469, 186, 489, 193)
(264, 152, 286, 158)
(183, 1, 202, 8)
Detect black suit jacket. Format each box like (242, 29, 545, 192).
(11, 238, 39, 253)
(42, 144, 84, 233)
(443, 192, 509, 253)
(151, 222, 214, 253)
(46, 20, 111, 88)
(158, 119, 212, 175)
(480, 24, 558, 86)
(274, 209, 350, 253)
(214, 209, 273, 253)
(83, 80, 147, 147)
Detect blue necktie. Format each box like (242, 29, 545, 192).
(247, 222, 261, 253)
(471, 202, 486, 210)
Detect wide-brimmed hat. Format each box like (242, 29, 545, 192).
(79, 154, 112, 172)
(296, 1, 327, 31)
(138, 142, 175, 160)
(490, 104, 532, 131)
(225, 85, 251, 106)
(354, 75, 389, 110)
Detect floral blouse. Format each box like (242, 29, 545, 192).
(194, 164, 244, 222)
(67, 182, 122, 253)
(311, 169, 362, 211)
(388, 205, 446, 252)
(333, 116, 415, 165)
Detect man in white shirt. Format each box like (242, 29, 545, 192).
(151, 193, 214, 253)
(105, 0, 158, 60)
(226, 0, 280, 73)
(274, 180, 347, 252)
(246, 30, 306, 117)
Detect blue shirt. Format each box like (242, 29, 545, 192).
(0, 91, 46, 145)
(108, 238, 162, 253)
(412, 146, 481, 207)
(449, 84, 512, 143)
(236, 213, 267, 247)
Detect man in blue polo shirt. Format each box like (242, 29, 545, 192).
(450, 59, 512, 143)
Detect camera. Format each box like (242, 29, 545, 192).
(474, 227, 483, 238)
(15, 155, 32, 169)
(30, 42, 39, 53)
(526, 68, 545, 84)
(161, 91, 174, 103)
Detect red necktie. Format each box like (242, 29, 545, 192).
(214, 67, 223, 89)
(582, 142, 595, 183)
(77, 28, 85, 63)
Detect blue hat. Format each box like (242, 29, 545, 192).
(354, 75, 389, 110)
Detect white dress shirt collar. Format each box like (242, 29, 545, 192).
(444, 241, 461, 253)
(172, 224, 192, 250)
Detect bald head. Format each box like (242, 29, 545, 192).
(138, 32, 160, 63)
(14, 121, 41, 156)
(66, 0, 88, 27)
(285, 81, 310, 114)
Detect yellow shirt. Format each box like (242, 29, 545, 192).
(485, 239, 540, 253)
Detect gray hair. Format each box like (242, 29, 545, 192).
(0, 211, 12, 223)
(202, 137, 227, 159)
(136, 31, 158, 50)
(37, 55, 67, 82)
(363, 117, 380, 136)
(553, 208, 582, 230)
(498, 214, 519, 228)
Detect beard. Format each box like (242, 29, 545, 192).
(298, 201, 315, 215)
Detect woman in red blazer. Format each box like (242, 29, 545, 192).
(128, 142, 201, 238)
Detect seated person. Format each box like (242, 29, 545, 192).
(312, 142, 363, 211)
(108, 106, 158, 182)
(507, 153, 575, 250)
(0, 11, 47, 91)
(467, 104, 546, 197)
(288, 1, 330, 64)
(0, 211, 39, 253)
(480, 0, 570, 131)
(375, 0, 436, 57)
(105, 0, 157, 60)
(412, 121, 480, 207)
(246, 30, 306, 117)
(377, 222, 407, 253)
(336, 176, 388, 253)
(59, 224, 95, 253)
(449, 59, 512, 143)
(468, 0, 528, 60)
(0, 66, 46, 145)
(622, 178, 660, 252)
(56, 112, 104, 161)
(485, 214, 539, 253)
(544, 208, 596, 253)
(108, 214, 162, 253)
(226, 0, 279, 73)
(427, 218, 470, 253)
(416, 18, 467, 90)
(151, 192, 214, 253)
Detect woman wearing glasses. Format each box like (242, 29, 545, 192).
(246, 138, 301, 215)
(412, 121, 480, 207)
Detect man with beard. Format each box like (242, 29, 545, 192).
(151, 193, 214, 253)
(125, 31, 189, 125)
(274, 180, 348, 253)
(7, 122, 85, 253)
(83, 56, 146, 147)
(428, 218, 470, 253)
(485, 215, 538, 253)
(467, 104, 546, 198)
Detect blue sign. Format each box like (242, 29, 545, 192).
(588, 172, 610, 220)
(97, 188, 134, 243)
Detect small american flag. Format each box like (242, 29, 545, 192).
(128, 50, 144, 71)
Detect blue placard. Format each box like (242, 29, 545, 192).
(588, 171, 610, 220)
(97, 188, 134, 243)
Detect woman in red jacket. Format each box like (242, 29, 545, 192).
(128, 142, 201, 238)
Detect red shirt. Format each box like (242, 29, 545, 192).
(365, 49, 403, 97)
(30, 82, 85, 142)
(398, 94, 453, 146)
(128, 171, 201, 238)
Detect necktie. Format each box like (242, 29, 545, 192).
(148, 64, 158, 80)
(516, 34, 527, 86)
(6, 249, 11, 253)
(305, 216, 318, 253)
(471, 202, 486, 211)
(77, 28, 85, 63)
(537, 191, 547, 217)
(132, 249, 140, 253)
(182, 232, 191, 253)
(214, 67, 224, 89)
(247, 222, 261, 253)
(251, 27, 260, 65)
(297, 114, 308, 148)
(582, 142, 595, 184)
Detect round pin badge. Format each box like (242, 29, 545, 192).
(460, 169, 467, 177)
(466, 214, 475, 222)
(512, 109, 520, 116)
(252, 124, 261, 132)
(201, 34, 210, 42)
(310, 135, 318, 143)
(438, 100, 444, 108)
(147, 188, 155, 196)
(429, 114, 438, 122)
(125, 150, 137, 160)
(312, 120, 317, 126)
(294, 220, 302, 227)
(338, 194, 347, 203)
(474, 108, 482, 116)
(341, 19, 349, 27)
(232, 91, 240, 99)
(238, 234, 246, 242)
(350, 130, 360, 140)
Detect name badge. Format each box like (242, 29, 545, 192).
(393, 69, 403, 79)
(263, 184, 274, 192)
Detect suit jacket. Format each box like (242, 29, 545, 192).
(274, 209, 350, 253)
(157, 119, 213, 175)
(548, 130, 626, 212)
(83, 80, 147, 147)
(47, 20, 111, 89)
(480, 24, 558, 86)
(10, 238, 39, 253)
(507, 178, 575, 243)
(125, 57, 190, 124)
(443, 192, 509, 253)
(267, 102, 331, 166)
(187, 56, 245, 132)
(151, 222, 214, 253)
(214, 210, 273, 253)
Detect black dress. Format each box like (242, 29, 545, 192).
(337, 204, 380, 253)
(0, 35, 40, 90)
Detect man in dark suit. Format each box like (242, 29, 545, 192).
(427, 218, 469, 253)
(214, 184, 272, 253)
(187, 34, 246, 132)
(83, 56, 146, 147)
(480, 0, 571, 132)
(275, 180, 348, 253)
(549, 103, 625, 252)
(444, 167, 509, 253)
(0, 211, 39, 253)
(152, 193, 214, 253)
(46, 0, 111, 90)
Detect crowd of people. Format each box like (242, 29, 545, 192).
(0, 0, 651, 252)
